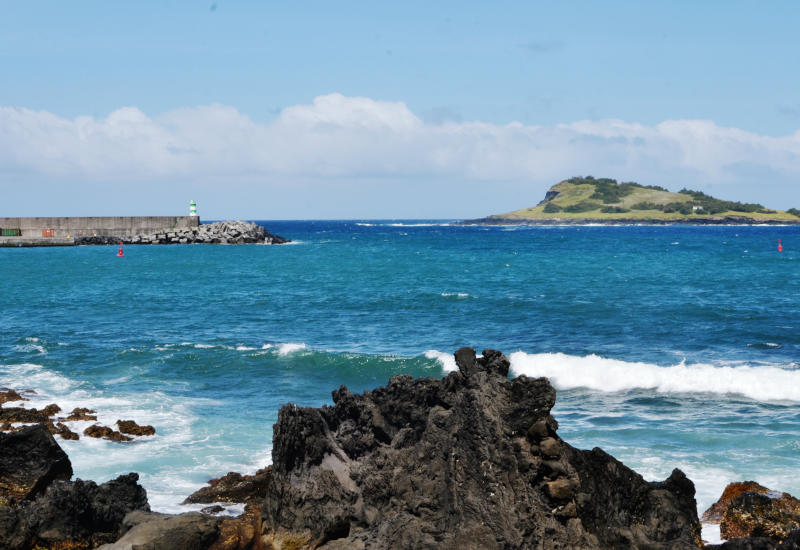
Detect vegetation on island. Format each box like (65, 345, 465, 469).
(486, 176, 800, 223)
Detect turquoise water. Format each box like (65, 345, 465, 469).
(2, 221, 800, 522)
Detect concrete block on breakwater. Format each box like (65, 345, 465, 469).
(0, 216, 199, 239)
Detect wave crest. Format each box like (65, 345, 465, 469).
(509, 352, 800, 402)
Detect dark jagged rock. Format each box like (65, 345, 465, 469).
(0, 424, 72, 501)
(0, 473, 150, 550)
(182, 467, 271, 505)
(84, 424, 133, 442)
(721, 491, 800, 540)
(262, 347, 702, 549)
(704, 482, 772, 523)
(116, 419, 156, 436)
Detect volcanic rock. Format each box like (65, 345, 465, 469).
(704, 482, 772, 523)
(84, 424, 133, 442)
(0, 473, 150, 550)
(262, 347, 702, 549)
(721, 491, 800, 540)
(97, 510, 221, 550)
(182, 467, 271, 505)
(0, 389, 28, 405)
(0, 424, 72, 501)
(116, 419, 156, 436)
(65, 407, 98, 421)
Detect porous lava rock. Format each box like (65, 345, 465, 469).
(721, 491, 800, 541)
(182, 467, 271, 505)
(0, 473, 150, 550)
(65, 407, 98, 422)
(0, 389, 28, 405)
(84, 424, 133, 442)
(262, 347, 702, 549)
(0, 424, 72, 501)
(704, 482, 772, 523)
(116, 419, 156, 436)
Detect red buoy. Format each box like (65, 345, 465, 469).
(778, 239, 783, 252)
(117, 242, 124, 257)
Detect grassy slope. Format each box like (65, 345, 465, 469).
(494, 180, 800, 222)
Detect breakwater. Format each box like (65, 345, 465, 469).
(0, 216, 199, 239)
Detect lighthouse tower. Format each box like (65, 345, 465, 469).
(189, 200, 197, 217)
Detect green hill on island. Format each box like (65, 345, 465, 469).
(471, 176, 800, 224)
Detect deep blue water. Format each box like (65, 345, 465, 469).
(2, 221, 799, 530)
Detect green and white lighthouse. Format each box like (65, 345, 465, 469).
(189, 200, 197, 217)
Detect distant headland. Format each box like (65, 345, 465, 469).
(463, 176, 800, 225)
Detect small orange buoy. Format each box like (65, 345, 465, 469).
(778, 239, 783, 252)
(117, 242, 124, 257)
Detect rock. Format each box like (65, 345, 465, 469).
(721, 491, 800, 540)
(54, 422, 80, 440)
(202, 505, 226, 515)
(116, 419, 156, 436)
(42, 403, 61, 416)
(262, 348, 702, 549)
(97, 510, 221, 550)
(0, 424, 72, 501)
(182, 467, 271, 505)
(704, 482, 771, 523)
(0, 389, 28, 405)
(84, 424, 133, 442)
(65, 407, 98, 421)
(0, 406, 50, 424)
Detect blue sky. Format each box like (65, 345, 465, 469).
(2, 1, 800, 218)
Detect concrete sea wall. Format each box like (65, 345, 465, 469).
(0, 217, 199, 239)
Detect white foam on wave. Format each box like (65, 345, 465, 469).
(277, 343, 307, 356)
(509, 352, 800, 402)
(424, 350, 458, 373)
(440, 292, 470, 298)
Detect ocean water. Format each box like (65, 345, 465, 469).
(2, 221, 799, 535)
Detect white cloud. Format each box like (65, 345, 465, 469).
(2, 93, 800, 188)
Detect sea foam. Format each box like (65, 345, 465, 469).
(509, 352, 800, 403)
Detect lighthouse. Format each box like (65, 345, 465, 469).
(189, 200, 197, 217)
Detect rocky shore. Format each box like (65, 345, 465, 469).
(2, 348, 799, 549)
(74, 220, 289, 245)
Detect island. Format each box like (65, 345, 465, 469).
(463, 176, 800, 225)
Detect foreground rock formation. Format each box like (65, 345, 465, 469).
(75, 220, 289, 245)
(263, 347, 701, 549)
(0, 425, 149, 549)
(8, 348, 800, 549)
(703, 482, 800, 549)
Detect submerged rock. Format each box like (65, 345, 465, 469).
(262, 347, 702, 549)
(0, 424, 72, 501)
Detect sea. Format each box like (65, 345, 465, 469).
(2, 221, 799, 539)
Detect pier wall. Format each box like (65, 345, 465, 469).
(0, 216, 199, 238)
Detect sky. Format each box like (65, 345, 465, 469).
(2, 1, 800, 218)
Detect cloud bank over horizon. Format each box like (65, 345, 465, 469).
(3, 93, 800, 217)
